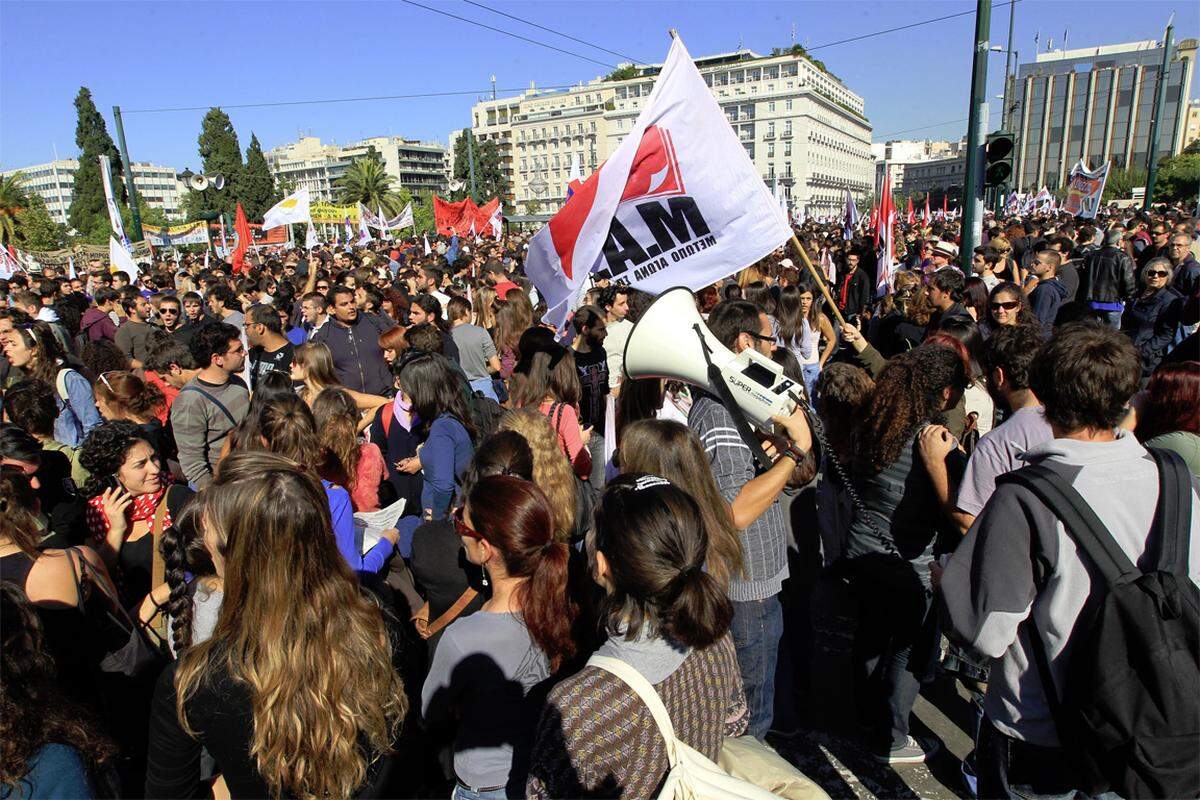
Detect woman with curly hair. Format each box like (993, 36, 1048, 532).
(2, 320, 103, 447)
(986, 281, 1038, 334)
(844, 343, 969, 765)
(78, 421, 174, 605)
(313, 386, 386, 512)
(1, 583, 117, 799)
(146, 450, 408, 799)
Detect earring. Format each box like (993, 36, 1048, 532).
(481, 568, 489, 588)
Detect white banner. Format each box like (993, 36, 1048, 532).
(525, 36, 791, 329)
(1063, 161, 1110, 219)
(99, 155, 127, 245)
(388, 202, 414, 231)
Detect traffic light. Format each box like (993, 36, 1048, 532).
(984, 132, 1015, 188)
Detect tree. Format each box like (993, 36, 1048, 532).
(451, 129, 509, 203)
(0, 172, 31, 245)
(68, 87, 127, 242)
(14, 195, 67, 251)
(604, 65, 640, 82)
(241, 133, 280, 221)
(394, 187, 435, 233)
(335, 157, 401, 215)
(1102, 166, 1148, 203)
(196, 107, 244, 216)
(1152, 151, 1200, 204)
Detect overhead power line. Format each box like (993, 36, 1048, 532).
(807, 0, 1016, 52)
(874, 118, 969, 138)
(461, 0, 643, 64)
(399, 0, 617, 68)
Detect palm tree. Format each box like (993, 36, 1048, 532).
(335, 158, 401, 215)
(0, 172, 31, 245)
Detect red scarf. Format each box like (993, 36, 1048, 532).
(86, 487, 169, 542)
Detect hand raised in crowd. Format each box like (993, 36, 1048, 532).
(839, 321, 868, 353)
(99, 485, 133, 538)
(918, 424, 960, 470)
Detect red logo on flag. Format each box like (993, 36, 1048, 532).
(549, 125, 684, 279)
(621, 125, 684, 202)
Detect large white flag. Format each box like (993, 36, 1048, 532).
(109, 236, 139, 282)
(262, 188, 311, 230)
(490, 203, 503, 241)
(525, 35, 791, 329)
(98, 155, 128, 246)
(305, 222, 319, 250)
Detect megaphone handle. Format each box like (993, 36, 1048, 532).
(695, 324, 774, 473)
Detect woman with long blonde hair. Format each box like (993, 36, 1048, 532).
(146, 451, 407, 799)
(473, 285, 498, 332)
(290, 342, 389, 412)
(498, 408, 578, 542)
(617, 419, 744, 587)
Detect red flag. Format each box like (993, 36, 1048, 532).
(906, 197, 915, 226)
(941, 194, 948, 218)
(876, 173, 897, 296)
(232, 203, 251, 274)
(870, 204, 880, 247)
(923, 195, 931, 223)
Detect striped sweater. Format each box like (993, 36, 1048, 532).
(526, 635, 748, 800)
(688, 392, 788, 601)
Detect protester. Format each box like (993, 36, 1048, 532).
(448, 295, 500, 400)
(941, 322, 1199, 798)
(244, 303, 295, 390)
(92, 370, 173, 465)
(313, 386, 385, 512)
(1078, 229, 1138, 327)
(777, 283, 836, 398)
(569, 304, 609, 491)
(422, 475, 579, 800)
(510, 335, 592, 481)
(170, 322, 249, 490)
(311, 285, 392, 394)
(113, 291, 156, 369)
(496, 408, 581, 542)
(1133, 361, 1200, 474)
(1121, 257, 1184, 378)
(3, 321, 103, 448)
(1026, 249, 1069, 331)
(145, 451, 407, 799)
(291, 341, 389, 411)
(987, 280, 1038, 331)
(526, 474, 745, 799)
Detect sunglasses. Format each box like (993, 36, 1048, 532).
(742, 330, 775, 344)
(992, 300, 1020, 311)
(452, 507, 484, 540)
(1146, 270, 1172, 278)
(159, 307, 180, 315)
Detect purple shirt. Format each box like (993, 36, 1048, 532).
(956, 406, 1055, 516)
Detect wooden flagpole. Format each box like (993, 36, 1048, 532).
(787, 235, 846, 327)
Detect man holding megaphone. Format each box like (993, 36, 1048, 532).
(624, 288, 815, 740)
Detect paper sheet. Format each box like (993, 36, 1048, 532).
(353, 497, 406, 554)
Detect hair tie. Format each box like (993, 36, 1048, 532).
(632, 475, 671, 492)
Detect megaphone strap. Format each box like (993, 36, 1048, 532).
(693, 323, 773, 474)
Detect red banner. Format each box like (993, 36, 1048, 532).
(207, 222, 287, 245)
(433, 195, 500, 236)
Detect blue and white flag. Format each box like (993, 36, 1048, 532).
(842, 188, 859, 241)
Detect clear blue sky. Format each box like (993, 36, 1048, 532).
(2, 0, 1196, 172)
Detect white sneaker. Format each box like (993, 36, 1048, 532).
(874, 735, 940, 764)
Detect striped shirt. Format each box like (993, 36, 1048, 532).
(688, 393, 788, 601)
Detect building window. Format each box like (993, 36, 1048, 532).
(767, 142, 775, 158)
(786, 99, 793, 111)
(784, 141, 792, 156)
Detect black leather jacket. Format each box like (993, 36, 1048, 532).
(1079, 246, 1138, 305)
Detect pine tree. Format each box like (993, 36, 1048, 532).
(241, 133, 279, 221)
(452, 129, 509, 203)
(68, 87, 126, 242)
(195, 107, 244, 216)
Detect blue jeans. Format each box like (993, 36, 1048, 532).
(729, 595, 783, 740)
(800, 363, 821, 403)
(453, 784, 507, 800)
(469, 377, 499, 402)
(976, 718, 1110, 800)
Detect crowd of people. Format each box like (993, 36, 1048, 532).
(0, 200, 1197, 800)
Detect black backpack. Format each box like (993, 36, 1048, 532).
(998, 449, 1198, 799)
(468, 391, 504, 440)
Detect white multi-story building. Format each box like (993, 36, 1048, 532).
(1, 159, 186, 226)
(467, 48, 873, 217)
(266, 135, 447, 201)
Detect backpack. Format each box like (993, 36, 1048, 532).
(587, 655, 783, 800)
(469, 391, 503, 439)
(996, 448, 1198, 799)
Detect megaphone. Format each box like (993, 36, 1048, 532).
(187, 173, 225, 191)
(623, 286, 802, 431)
(209, 173, 225, 191)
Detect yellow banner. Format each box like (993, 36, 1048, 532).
(309, 202, 360, 224)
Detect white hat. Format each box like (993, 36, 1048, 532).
(779, 258, 794, 268)
(932, 240, 959, 259)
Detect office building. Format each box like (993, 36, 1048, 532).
(1183, 99, 1200, 150)
(871, 137, 966, 195)
(266, 135, 448, 201)
(0, 159, 186, 226)
(1009, 38, 1197, 191)
(900, 154, 968, 198)
(468, 47, 873, 217)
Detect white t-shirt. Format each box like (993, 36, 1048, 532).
(956, 405, 1055, 516)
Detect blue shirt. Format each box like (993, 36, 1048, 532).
(1, 743, 93, 799)
(323, 480, 393, 580)
(54, 368, 103, 448)
(396, 414, 473, 558)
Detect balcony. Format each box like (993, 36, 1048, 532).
(763, 131, 775, 140)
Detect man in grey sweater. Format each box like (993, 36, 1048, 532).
(170, 322, 250, 489)
(940, 323, 1200, 797)
(688, 299, 814, 740)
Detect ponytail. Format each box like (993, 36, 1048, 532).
(518, 540, 578, 670)
(661, 567, 733, 650)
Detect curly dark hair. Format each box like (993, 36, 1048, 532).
(78, 420, 149, 499)
(80, 339, 130, 377)
(1, 583, 116, 787)
(1029, 321, 1141, 434)
(852, 344, 967, 474)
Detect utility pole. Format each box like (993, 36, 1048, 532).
(466, 129, 478, 201)
(961, 0, 991, 275)
(1143, 16, 1175, 210)
(111, 105, 144, 241)
(1002, 0, 1016, 131)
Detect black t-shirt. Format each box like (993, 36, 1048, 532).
(247, 342, 294, 390)
(573, 346, 609, 432)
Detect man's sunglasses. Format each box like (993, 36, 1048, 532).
(452, 507, 484, 540)
(742, 330, 775, 344)
(159, 307, 180, 315)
